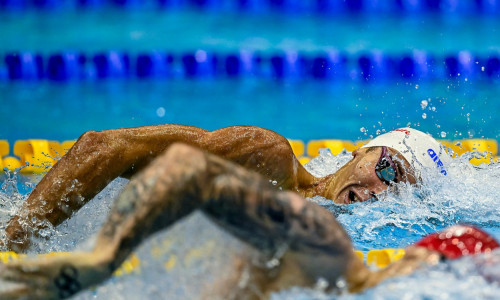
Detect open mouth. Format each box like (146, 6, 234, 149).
(348, 190, 361, 204)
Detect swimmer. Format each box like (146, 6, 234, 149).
(0, 143, 495, 299)
(3, 125, 450, 252)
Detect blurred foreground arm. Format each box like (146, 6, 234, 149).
(0, 144, 356, 299)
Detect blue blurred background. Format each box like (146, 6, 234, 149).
(2, 3, 500, 299)
(1, 0, 500, 143)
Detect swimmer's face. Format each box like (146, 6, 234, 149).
(326, 147, 417, 204)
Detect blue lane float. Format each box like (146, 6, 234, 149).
(136, 52, 174, 78)
(1, 0, 500, 14)
(5, 52, 44, 80)
(47, 52, 87, 81)
(486, 56, 500, 77)
(93, 51, 131, 78)
(3, 50, 500, 81)
(181, 50, 218, 78)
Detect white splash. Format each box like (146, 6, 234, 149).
(305, 149, 500, 250)
(1, 149, 499, 299)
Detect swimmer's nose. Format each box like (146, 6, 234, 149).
(358, 188, 381, 202)
(370, 182, 388, 195)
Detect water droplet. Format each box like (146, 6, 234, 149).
(266, 258, 280, 268)
(314, 277, 329, 291)
(195, 50, 207, 62)
(156, 107, 165, 117)
(335, 278, 347, 289)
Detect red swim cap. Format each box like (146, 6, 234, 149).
(415, 225, 500, 259)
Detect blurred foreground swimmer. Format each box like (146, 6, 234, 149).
(3, 125, 451, 252)
(0, 144, 495, 300)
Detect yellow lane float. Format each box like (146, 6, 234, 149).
(14, 140, 64, 174)
(0, 137, 497, 174)
(292, 138, 498, 166)
(307, 140, 365, 157)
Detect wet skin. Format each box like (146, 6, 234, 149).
(3, 125, 414, 252)
(325, 147, 417, 204)
(0, 143, 434, 300)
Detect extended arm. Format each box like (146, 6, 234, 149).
(5, 125, 316, 251)
(0, 144, 357, 299)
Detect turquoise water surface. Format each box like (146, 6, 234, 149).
(1, 3, 500, 300)
(1, 9, 500, 54)
(1, 79, 499, 143)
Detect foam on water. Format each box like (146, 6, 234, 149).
(0, 149, 500, 299)
(273, 250, 500, 300)
(305, 148, 500, 250)
(30, 177, 128, 253)
(0, 169, 127, 253)
(0, 171, 28, 225)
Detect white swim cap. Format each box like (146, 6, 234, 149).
(362, 128, 451, 177)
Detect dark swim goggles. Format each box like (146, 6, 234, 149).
(375, 146, 398, 185)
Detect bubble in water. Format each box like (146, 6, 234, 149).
(420, 100, 428, 110)
(195, 50, 207, 62)
(314, 277, 329, 291)
(441, 132, 447, 138)
(360, 127, 366, 133)
(422, 113, 427, 119)
(156, 107, 165, 117)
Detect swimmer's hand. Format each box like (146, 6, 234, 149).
(356, 246, 441, 291)
(0, 252, 111, 300)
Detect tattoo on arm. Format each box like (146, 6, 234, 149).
(202, 165, 351, 257)
(100, 180, 141, 239)
(54, 265, 82, 299)
(95, 146, 349, 278)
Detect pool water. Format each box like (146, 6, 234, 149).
(2, 4, 500, 144)
(1, 149, 500, 299)
(2, 79, 500, 143)
(1, 9, 500, 54)
(2, 2, 500, 299)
